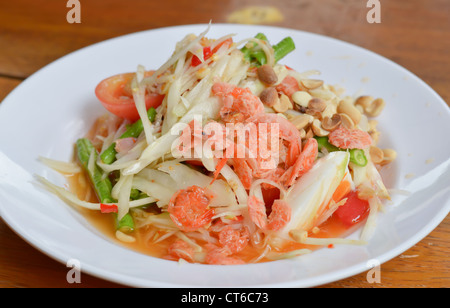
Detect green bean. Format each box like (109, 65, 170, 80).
(117, 213, 135, 233)
(241, 33, 268, 61)
(76, 138, 135, 232)
(349, 149, 368, 167)
(100, 107, 157, 164)
(241, 33, 296, 66)
(76, 138, 114, 203)
(129, 188, 141, 200)
(273, 37, 295, 62)
(315, 136, 340, 153)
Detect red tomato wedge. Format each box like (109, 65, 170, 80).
(95, 71, 164, 122)
(334, 190, 370, 226)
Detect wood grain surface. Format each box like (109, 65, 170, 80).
(0, 0, 449, 288)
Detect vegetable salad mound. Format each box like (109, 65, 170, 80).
(38, 25, 396, 264)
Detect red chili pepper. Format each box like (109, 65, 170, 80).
(100, 203, 118, 214)
(191, 46, 212, 67)
(191, 38, 233, 67)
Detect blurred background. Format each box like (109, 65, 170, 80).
(0, 0, 448, 287)
(1, 0, 449, 102)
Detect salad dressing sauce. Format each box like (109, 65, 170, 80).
(66, 169, 363, 264)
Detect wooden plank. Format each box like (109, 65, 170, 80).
(0, 76, 21, 103)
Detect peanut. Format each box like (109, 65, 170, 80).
(339, 113, 355, 129)
(259, 87, 279, 107)
(292, 91, 312, 108)
(355, 96, 374, 110)
(337, 99, 361, 125)
(369, 146, 384, 164)
(308, 98, 327, 112)
(380, 149, 397, 165)
(289, 113, 314, 130)
(365, 98, 385, 117)
(272, 93, 293, 113)
(257, 64, 278, 85)
(311, 119, 329, 137)
(301, 79, 323, 90)
(322, 114, 342, 131)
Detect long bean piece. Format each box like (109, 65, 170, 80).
(76, 138, 114, 203)
(100, 107, 157, 164)
(76, 138, 135, 232)
(241, 33, 295, 66)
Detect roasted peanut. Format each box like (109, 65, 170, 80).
(339, 113, 355, 129)
(337, 99, 361, 125)
(299, 128, 306, 139)
(311, 119, 329, 137)
(369, 146, 384, 164)
(308, 98, 327, 112)
(257, 64, 278, 85)
(355, 96, 374, 110)
(380, 149, 397, 165)
(365, 98, 385, 117)
(322, 114, 342, 131)
(301, 79, 324, 90)
(292, 91, 312, 108)
(259, 87, 279, 107)
(305, 128, 314, 139)
(309, 88, 336, 101)
(273, 93, 293, 113)
(369, 130, 380, 146)
(289, 113, 314, 130)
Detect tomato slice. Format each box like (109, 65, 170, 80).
(95, 71, 164, 122)
(334, 190, 370, 226)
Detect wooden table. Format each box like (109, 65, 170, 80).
(0, 0, 449, 288)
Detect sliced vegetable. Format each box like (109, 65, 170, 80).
(241, 33, 268, 62)
(315, 136, 340, 153)
(95, 71, 164, 122)
(349, 149, 368, 167)
(280, 151, 351, 237)
(100, 107, 157, 164)
(129, 188, 141, 200)
(76, 138, 114, 204)
(273, 37, 296, 62)
(241, 33, 295, 66)
(116, 213, 135, 233)
(76, 138, 135, 232)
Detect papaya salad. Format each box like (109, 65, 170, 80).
(38, 25, 396, 265)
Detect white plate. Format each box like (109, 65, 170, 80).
(0, 24, 449, 288)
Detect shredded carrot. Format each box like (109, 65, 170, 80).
(331, 176, 352, 203)
(210, 156, 228, 185)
